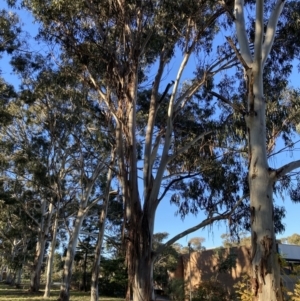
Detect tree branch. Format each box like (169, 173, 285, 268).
(83, 190, 118, 215)
(262, 0, 285, 67)
(271, 160, 300, 181)
(157, 172, 201, 204)
(154, 195, 246, 258)
(144, 52, 168, 200)
(208, 90, 245, 113)
(234, 0, 253, 66)
(20, 204, 41, 230)
(253, 0, 264, 63)
(152, 51, 191, 204)
(226, 37, 251, 70)
(150, 129, 164, 168)
(167, 131, 212, 164)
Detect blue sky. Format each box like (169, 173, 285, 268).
(1, 2, 299, 250)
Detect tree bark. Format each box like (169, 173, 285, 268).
(58, 209, 85, 301)
(30, 201, 54, 292)
(44, 209, 59, 298)
(16, 268, 22, 286)
(233, 0, 286, 299)
(90, 149, 115, 301)
(133, 253, 153, 301)
(129, 205, 155, 301)
(30, 232, 47, 292)
(247, 66, 283, 301)
(82, 249, 87, 292)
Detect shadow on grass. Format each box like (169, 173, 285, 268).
(0, 283, 124, 301)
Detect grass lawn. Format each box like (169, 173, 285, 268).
(0, 283, 124, 301)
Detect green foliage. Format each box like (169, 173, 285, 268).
(188, 237, 206, 252)
(280, 234, 300, 246)
(153, 233, 180, 289)
(221, 232, 251, 248)
(51, 252, 64, 281)
(213, 248, 237, 276)
(0, 9, 21, 55)
(288, 280, 300, 301)
(0, 79, 16, 126)
(233, 274, 253, 301)
(192, 280, 231, 301)
(0, 2, 299, 300)
(167, 279, 187, 301)
(99, 257, 127, 297)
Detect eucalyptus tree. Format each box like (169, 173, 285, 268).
(1, 43, 115, 295)
(27, 64, 116, 299)
(0, 90, 56, 292)
(0, 9, 22, 127)
(0, 9, 22, 60)
(16, 1, 249, 301)
(90, 148, 116, 301)
(280, 233, 300, 246)
(213, 1, 300, 300)
(0, 197, 34, 284)
(4, 1, 300, 301)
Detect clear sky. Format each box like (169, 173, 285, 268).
(1, 2, 299, 250)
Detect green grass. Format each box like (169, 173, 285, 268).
(0, 283, 124, 301)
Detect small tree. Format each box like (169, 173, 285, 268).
(233, 274, 253, 301)
(288, 280, 300, 301)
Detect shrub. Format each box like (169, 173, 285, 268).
(233, 274, 253, 301)
(167, 279, 187, 301)
(288, 280, 300, 301)
(192, 279, 231, 301)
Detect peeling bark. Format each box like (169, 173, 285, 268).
(232, 0, 288, 300)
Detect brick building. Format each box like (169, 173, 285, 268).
(169, 244, 300, 295)
(170, 246, 252, 295)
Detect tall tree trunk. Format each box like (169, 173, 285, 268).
(90, 149, 115, 301)
(233, 0, 286, 299)
(126, 279, 131, 301)
(90, 224, 103, 301)
(150, 260, 155, 300)
(16, 268, 22, 286)
(247, 67, 283, 300)
(44, 209, 59, 298)
(30, 201, 54, 292)
(132, 249, 153, 301)
(58, 209, 85, 301)
(129, 207, 155, 301)
(0, 267, 3, 282)
(82, 249, 87, 292)
(30, 232, 47, 292)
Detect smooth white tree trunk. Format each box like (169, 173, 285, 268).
(58, 209, 85, 301)
(44, 209, 59, 297)
(30, 233, 47, 291)
(90, 150, 115, 301)
(247, 68, 283, 300)
(233, 0, 287, 300)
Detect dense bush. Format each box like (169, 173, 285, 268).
(192, 279, 232, 301)
(167, 279, 187, 301)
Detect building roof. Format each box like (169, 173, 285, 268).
(278, 244, 300, 261)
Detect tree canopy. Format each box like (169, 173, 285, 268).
(0, 0, 300, 301)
